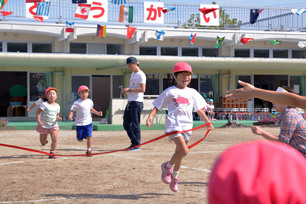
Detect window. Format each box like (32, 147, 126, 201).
(290, 76, 304, 95)
(202, 48, 218, 57)
(112, 75, 124, 98)
(32, 43, 52, 53)
(161, 47, 178, 56)
(140, 46, 157, 55)
(254, 49, 269, 58)
(235, 49, 250, 57)
(145, 74, 159, 95)
(182, 48, 198, 56)
(88, 43, 106, 54)
(200, 74, 218, 100)
(8, 42, 27, 53)
(0, 42, 2, 52)
(29, 73, 50, 101)
(163, 73, 173, 90)
(292, 50, 306, 58)
(107, 44, 122, 55)
(70, 43, 86, 54)
(273, 50, 288, 58)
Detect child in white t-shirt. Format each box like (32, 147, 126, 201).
(68, 85, 103, 156)
(36, 87, 62, 159)
(27, 94, 47, 112)
(146, 62, 213, 192)
(207, 99, 216, 120)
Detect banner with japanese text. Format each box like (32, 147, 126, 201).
(87, 0, 108, 22)
(199, 4, 219, 26)
(144, 1, 164, 24)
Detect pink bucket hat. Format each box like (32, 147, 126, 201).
(78, 85, 90, 93)
(45, 87, 57, 95)
(208, 140, 306, 204)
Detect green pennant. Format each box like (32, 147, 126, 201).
(215, 36, 225, 49)
(270, 39, 282, 45)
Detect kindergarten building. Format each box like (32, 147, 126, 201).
(0, 1, 306, 124)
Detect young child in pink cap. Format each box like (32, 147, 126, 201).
(68, 85, 103, 156)
(146, 62, 213, 192)
(208, 140, 306, 204)
(36, 87, 62, 159)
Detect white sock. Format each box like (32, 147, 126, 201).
(172, 171, 179, 178)
(166, 161, 174, 169)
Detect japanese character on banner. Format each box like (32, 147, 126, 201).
(144, 1, 164, 24)
(87, 0, 108, 22)
(199, 4, 219, 26)
(26, 0, 51, 20)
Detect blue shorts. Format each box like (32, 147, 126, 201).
(76, 123, 93, 141)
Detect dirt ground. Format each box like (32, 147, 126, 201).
(0, 127, 279, 204)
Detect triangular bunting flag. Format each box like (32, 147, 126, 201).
(291, 9, 306, 15)
(75, 3, 91, 19)
(119, 5, 133, 23)
(72, 0, 87, 3)
(0, 0, 9, 10)
(199, 7, 218, 15)
(250, 9, 263, 24)
(36, 0, 51, 19)
(65, 21, 74, 33)
(190, 33, 197, 46)
(215, 36, 224, 49)
(127, 26, 136, 39)
(270, 39, 281, 45)
(162, 7, 175, 14)
(240, 37, 254, 44)
(96, 24, 106, 38)
(154, 30, 165, 41)
(33, 15, 43, 23)
(1, 11, 12, 16)
(297, 41, 306, 48)
(111, 0, 126, 5)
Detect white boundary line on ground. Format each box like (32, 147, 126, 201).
(0, 161, 24, 166)
(112, 153, 212, 173)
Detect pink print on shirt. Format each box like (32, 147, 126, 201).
(173, 97, 190, 106)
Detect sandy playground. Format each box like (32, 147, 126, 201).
(0, 127, 280, 204)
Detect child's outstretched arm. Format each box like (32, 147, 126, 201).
(68, 110, 74, 121)
(36, 108, 44, 127)
(27, 103, 37, 112)
(91, 108, 103, 117)
(146, 107, 159, 128)
(197, 109, 214, 129)
(57, 113, 62, 122)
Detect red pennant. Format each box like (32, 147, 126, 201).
(199, 8, 218, 15)
(33, 15, 44, 23)
(1, 11, 13, 16)
(127, 27, 136, 39)
(240, 37, 254, 44)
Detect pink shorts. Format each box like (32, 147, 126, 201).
(36, 126, 59, 135)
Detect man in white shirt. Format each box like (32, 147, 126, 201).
(121, 57, 146, 151)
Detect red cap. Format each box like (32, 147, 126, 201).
(208, 140, 306, 204)
(78, 85, 90, 93)
(45, 87, 57, 95)
(173, 62, 193, 74)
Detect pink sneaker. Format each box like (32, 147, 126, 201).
(161, 162, 173, 184)
(170, 176, 179, 192)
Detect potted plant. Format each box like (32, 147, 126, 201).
(9, 84, 27, 104)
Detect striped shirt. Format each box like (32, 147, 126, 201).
(278, 107, 306, 157)
(39, 102, 60, 128)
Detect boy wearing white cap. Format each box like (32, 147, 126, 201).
(68, 85, 103, 155)
(251, 86, 306, 157)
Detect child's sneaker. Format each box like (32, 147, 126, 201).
(170, 176, 179, 192)
(86, 150, 92, 156)
(49, 152, 56, 159)
(161, 162, 173, 184)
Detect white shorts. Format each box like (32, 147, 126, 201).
(168, 132, 191, 142)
